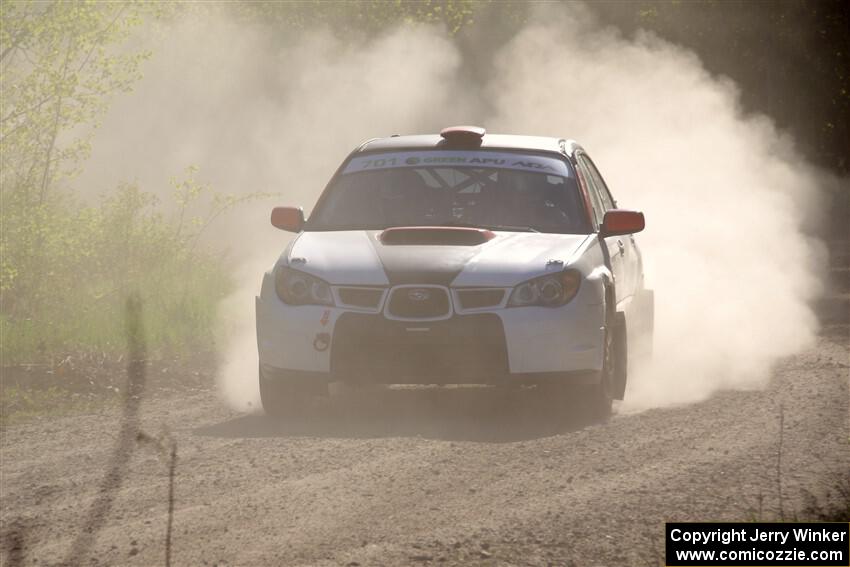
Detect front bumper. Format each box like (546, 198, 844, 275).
(331, 312, 508, 383)
(256, 287, 605, 384)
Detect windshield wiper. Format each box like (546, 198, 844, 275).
(436, 220, 480, 228)
(436, 220, 540, 233)
(483, 224, 540, 233)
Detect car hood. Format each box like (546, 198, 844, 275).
(286, 230, 592, 287)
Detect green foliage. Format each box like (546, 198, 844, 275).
(0, 2, 242, 365)
(1, 1, 156, 200)
(232, 0, 481, 36)
(1, 168, 240, 364)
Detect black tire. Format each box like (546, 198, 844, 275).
(584, 312, 626, 421)
(259, 365, 318, 418)
(611, 311, 629, 400)
(540, 311, 624, 422)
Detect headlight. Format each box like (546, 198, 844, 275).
(275, 266, 334, 306)
(508, 270, 581, 308)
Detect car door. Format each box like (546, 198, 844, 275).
(581, 154, 642, 300)
(577, 153, 639, 307)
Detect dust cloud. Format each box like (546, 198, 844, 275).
(81, 4, 826, 412)
(80, 9, 468, 410)
(485, 5, 826, 410)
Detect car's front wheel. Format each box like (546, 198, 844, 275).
(582, 312, 627, 422)
(258, 365, 323, 418)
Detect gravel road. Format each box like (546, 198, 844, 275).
(1, 325, 848, 567)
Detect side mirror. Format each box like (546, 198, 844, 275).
(600, 210, 645, 237)
(270, 206, 305, 233)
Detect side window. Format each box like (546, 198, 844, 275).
(576, 155, 605, 228)
(583, 155, 616, 210)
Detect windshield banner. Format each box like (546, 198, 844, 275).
(342, 151, 571, 177)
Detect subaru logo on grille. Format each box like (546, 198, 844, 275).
(408, 288, 431, 302)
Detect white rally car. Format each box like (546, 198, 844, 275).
(256, 126, 653, 419)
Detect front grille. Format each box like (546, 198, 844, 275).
(456, 289, 505, 310)
(387, 286, 450, 319)
(338, 287, 383, 309)
(331, 313, 508, 383)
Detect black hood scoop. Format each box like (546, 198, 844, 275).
(379, 226, 495, 246)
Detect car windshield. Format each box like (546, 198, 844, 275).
(308, 150, 590, 234)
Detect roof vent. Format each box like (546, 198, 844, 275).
(439, 125, 485, 145)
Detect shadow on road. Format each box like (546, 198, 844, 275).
(195, 386, 605, 443)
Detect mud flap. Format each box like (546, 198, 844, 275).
(612, 312, 628, 400)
